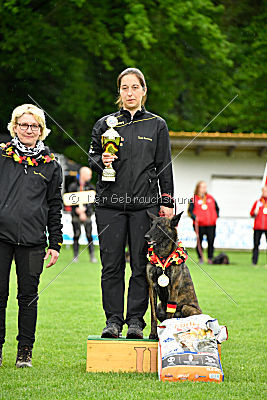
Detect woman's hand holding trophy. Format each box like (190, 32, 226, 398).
(102, 152, 118, 168)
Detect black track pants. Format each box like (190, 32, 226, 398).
(95, 206, 159, 328)
(195, 225, 216, 260)
(72, 216, 94, 257)
(252, 229, 267, 264)
(0, 241, 45, 348)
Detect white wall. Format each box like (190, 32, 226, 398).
(210, 177, 261, 217)
(172, 149, 265, 216)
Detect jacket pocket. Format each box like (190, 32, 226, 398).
(96, 179, 111, 193)
(146, 169, 159, 196)
(29, 246, 46, 277)
(95, 180, 111, 205)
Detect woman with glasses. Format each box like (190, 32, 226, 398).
(89, 68, 174, 339)
(0, 104, 63, 367)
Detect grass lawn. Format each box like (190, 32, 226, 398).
(0, 245, 266, 399)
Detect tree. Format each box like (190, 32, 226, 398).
(218, 0, 266, 132)
(0, 0, 265, 166)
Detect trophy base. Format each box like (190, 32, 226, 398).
(102, 176, 116, 182)
(102, 167, 116, 182)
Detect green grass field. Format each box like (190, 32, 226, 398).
(0, 246, 266, 400)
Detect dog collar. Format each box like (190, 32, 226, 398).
(147, 241, 188, 271)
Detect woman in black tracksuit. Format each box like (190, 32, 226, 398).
(68, 167, 96, 263)
(89, 68, 174, 339)
(0, 104, 63, 367)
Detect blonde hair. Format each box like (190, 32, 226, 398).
(7, 104, 51, 141)
(116, 68, 147, 108)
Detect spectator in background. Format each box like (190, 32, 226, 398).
(0, 116, 11, 143)
(68, 167, 96, 263)
(188, 181, 219, 264)
(250, 185, 267, 265)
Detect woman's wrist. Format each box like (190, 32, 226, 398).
(161, 193, 175, 208)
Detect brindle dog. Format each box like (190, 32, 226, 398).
(145, 211, 202, 339)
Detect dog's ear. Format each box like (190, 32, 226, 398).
(170, 211, 183, 228)
(147, 211, 157, 220)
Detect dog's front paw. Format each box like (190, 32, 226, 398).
(149, 333, 158, 340)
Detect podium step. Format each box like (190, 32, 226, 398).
(86, 336, 158, 373)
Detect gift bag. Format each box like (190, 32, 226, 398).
(158, 314, 228, 382)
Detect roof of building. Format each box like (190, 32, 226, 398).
(170, 131, 267, 139)
(169, 131, 267, 156)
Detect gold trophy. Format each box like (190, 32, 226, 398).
(101, 116, 121, 182)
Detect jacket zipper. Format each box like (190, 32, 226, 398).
(18, 165, 28, 244)
(123, 113, 133, 211)
(128, 114, 134, 204)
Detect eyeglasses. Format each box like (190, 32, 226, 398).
(17, 123, 40, 132)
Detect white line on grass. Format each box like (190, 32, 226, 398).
(157, 94, 239, 178)
(157, 225, 238, 306)
(27, 225, 109, 306)
(27, 94, 104, 172)
(187, 253, 238, 306)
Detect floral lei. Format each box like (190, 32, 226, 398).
(0, 142, 55, 166)
(147, 240, 188, 269)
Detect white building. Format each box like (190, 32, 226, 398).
(171, 132, 267, 250)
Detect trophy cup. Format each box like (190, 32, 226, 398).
(101, 116, 121, 182)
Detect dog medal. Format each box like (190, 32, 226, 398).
(202, 204, 208, 210)
(158, 272, 169, 287)
(263, 207, 267, 214)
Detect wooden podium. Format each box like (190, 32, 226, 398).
(86, 336, 158, 373)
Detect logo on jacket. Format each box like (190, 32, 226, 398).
(138, 136, 152, 141)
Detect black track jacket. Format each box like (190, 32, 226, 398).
(88, 107, 174, 210)
(0, 144, 63, 251)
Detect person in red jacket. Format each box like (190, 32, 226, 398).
(250, 185, 267, 265)
(188, 181, 219, 264)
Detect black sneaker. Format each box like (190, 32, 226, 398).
(0, 346, 2, 367)
(101, 323, 121, 338)
(126, 322, 143, 339)
(16, 346, 33, 368)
